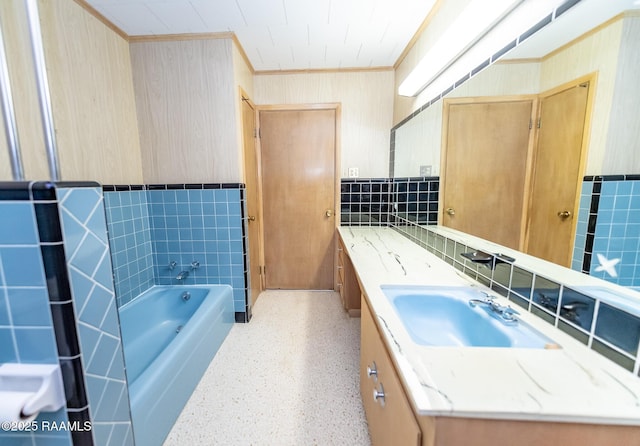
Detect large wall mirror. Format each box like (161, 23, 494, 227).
(392, 0, 640, 291)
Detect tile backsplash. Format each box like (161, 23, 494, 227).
(340, 179, 390, 226)
(391, 219, 640, 375)
(340, 177, 439, 227)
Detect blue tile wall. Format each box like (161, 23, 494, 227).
(103, 184, 249, 315)
(591, 179, 640, 287)
(149, 187, 247, 312)
(58, 187, 134, 446)
(103, 190, 154, 307)
(0, 184, 70, 446)
(572, 180, 593, 272)
(573, 176, 640, 288)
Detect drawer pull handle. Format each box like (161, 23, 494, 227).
(367, 362, 378, 380)
(373, 383, 385, 407)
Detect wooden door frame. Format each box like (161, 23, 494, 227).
(239, 87, 265, 298)
(523, 72, 597, 257)
(255, 103, 341, 290)
(440, 95, 539, 251)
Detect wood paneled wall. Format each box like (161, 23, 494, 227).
(0, 0, 48, 180)
(394, 62, 540, 177)
(40, 0, 143, 183)
(602, 15, 640, 174)
(540, 18, 623, 175)
(254, 70, 395, 178)
(232, 40, 254, 183)
(0, 0, 143, 183)
(130, 38, 241, 183)
(394, 10, 635, 177)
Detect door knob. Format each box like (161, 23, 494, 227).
(446, 207, 456, 216)
(325, 209, 333, 217)
(557, 210, 572, 219)
(248, 216, 256, 222)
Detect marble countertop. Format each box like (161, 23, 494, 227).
(338, 226, 640, 425)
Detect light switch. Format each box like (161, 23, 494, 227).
(348, 167, 359, 178)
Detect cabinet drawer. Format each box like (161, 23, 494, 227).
(361, 297, 420, 446)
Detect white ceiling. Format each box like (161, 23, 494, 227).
(85, 0, 437, 71)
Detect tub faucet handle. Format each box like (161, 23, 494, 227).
(169, 260, 177, 270)
(191, 261, 200, 270)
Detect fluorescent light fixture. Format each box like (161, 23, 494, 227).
(398, 0, 566, 97)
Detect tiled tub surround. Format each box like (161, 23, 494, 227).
(574, 176, 640, 288)
(339, 226, 640, 427)
(340, 177, 439, 227)
(102, 188, 153, 308)
(103, 184, 250, 320)
(0, 182, 134, 446)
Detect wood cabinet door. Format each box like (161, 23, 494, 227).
(361, 298, 421, 446)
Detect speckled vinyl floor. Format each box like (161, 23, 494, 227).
(164, 290, 371, 446)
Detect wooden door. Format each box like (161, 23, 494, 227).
(526, 82, 590, 266)
(259, 108, 336, 289)
(442, 99, 535, 250)
(241, 93, 262, 306)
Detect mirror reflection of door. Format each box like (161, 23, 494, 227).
(441, 98, 536, 250)
(259, 107, 337, 290)
(525, 80, 591, 267)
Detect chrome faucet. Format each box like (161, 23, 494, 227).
(168, 260, 177, 270)
(461, 251, 515, 270)
(469, 294, 519, 324)
(176, 270, 190, 281)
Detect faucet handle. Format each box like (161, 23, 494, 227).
(169, 260, 177, 270)
(501, 306, 520, 321)
(191, 261, 200, 270)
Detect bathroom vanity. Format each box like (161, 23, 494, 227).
(339, 226, 640, 446)
(336, 232, 362, 316)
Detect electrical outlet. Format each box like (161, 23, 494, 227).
(420, 165, 432, 176)
(348, 167, 359, 178)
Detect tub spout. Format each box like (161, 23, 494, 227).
(176, 270, 189, 281)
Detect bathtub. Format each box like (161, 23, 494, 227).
(119, 285, 234, 446)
